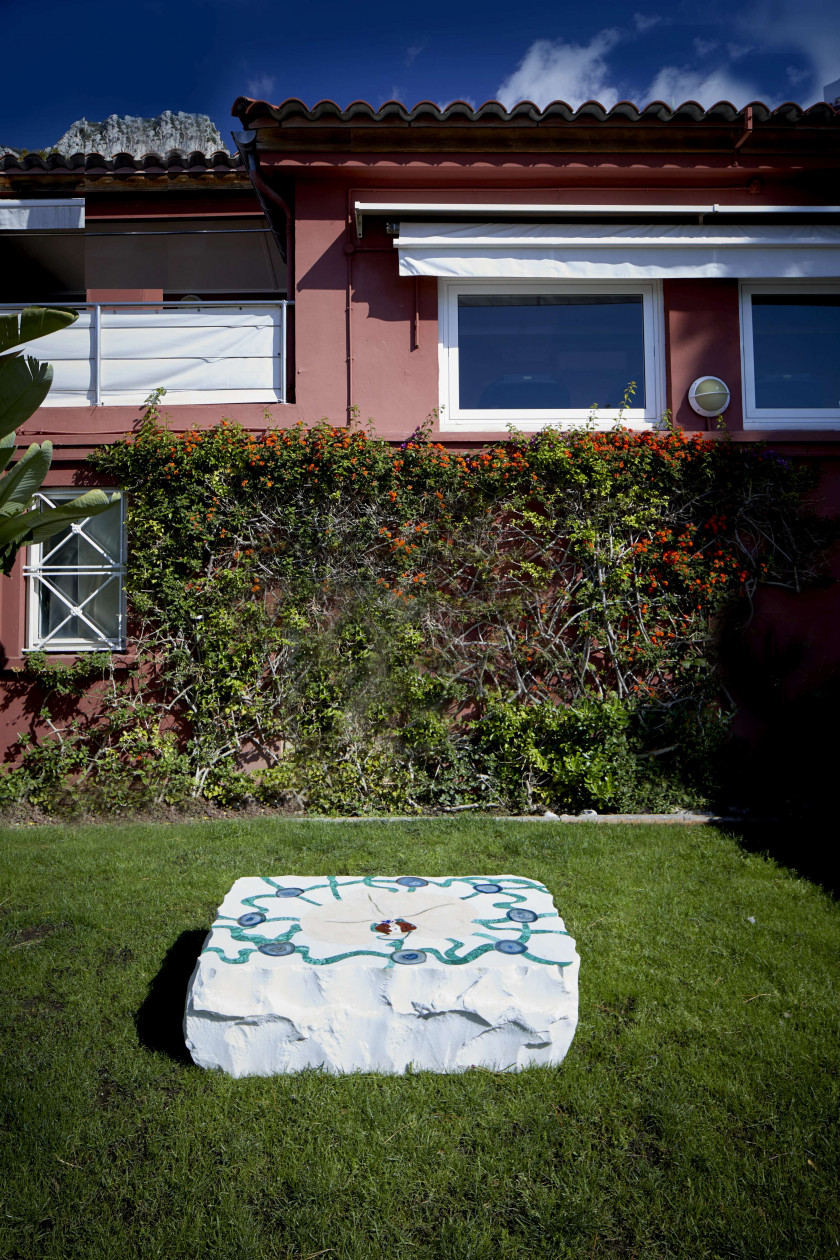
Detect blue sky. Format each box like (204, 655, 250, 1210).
(1, 0, 838, 150)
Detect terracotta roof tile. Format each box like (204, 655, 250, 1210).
(0, 150, 246, 176)
(232, 95, 839, 128)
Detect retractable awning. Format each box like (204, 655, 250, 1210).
(0, 199, 85, 231)
(394, 221, 840, 280)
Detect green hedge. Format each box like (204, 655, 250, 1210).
(1, 408, 830, 815)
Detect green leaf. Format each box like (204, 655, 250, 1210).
(0, 306, 78, 355)
(0, 500, 28, 519)
(0, 490, 118, 572)
(0, 510, 38, 550)
(0, 442, 52, 511)
(0, 429, 15, 476)
(0, 355, 53, 440)
(27, 491, 120, 546)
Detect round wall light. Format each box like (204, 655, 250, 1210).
(688, 376, 731, 417)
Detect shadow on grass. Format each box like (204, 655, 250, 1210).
(135, 928, 207, 1063)
(724, 822, 840, 900)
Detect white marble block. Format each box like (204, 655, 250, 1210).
(184, 875, 579, 1076)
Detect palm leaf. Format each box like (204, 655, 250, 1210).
(0, 510, 39, 549)
(0, 306, 78, 355)
(0, 442, 52, 510)
(0, 500, 28, 519)
(27, 491, 120, 546)
(0, 429, 15, 476)
(0, 355, 53, 440)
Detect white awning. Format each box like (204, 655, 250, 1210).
(395, 221, 840, 280)
(0, 199, 85, 232)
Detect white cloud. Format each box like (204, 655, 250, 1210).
(246, 74, 277, 100)
(726, 42, 753, 61)
(787, 64, 811, 87)
(406, 43, 426, 66)
(496, 23, 769, 112)
(496, 29, 623, 109)
(731, 0, 840, 103)
(646, 63, 760, 108)
(633, 13, 661, 32)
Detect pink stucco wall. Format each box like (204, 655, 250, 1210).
(3, 150, 840, 794)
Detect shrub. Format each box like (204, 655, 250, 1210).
(2, 407, 830, 815)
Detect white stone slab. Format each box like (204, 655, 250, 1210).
(184, 875, 579, 1076)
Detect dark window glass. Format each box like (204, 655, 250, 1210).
(457, 293, 645, 411)
(752, 294, 840, 409)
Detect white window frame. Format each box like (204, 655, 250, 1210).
(437, 278, 665, 432)
(24, 490, 127, 653)
(740, 281, 840, 429)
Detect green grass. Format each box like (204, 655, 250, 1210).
(1, 818, 838, 1260)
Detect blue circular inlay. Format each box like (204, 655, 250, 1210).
(396, 877, 428, 888)
(507, 908, 538, 924)
(238, 912, 266, 928)
(472, 882, 502, 894)
(495, 939, 527, 955)
(258, 941, 295, 957)
(275, 887, 304, 898)
(392, 949, 427, 964)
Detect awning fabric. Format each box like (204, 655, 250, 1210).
(0, 199, 85, 231)
(395, 222, 840, 280)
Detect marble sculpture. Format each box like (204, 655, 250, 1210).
(184, 875, 579, 1075)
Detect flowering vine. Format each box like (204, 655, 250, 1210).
(2, 409, 830, 816)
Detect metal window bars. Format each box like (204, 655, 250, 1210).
(23, 491, 126, 652)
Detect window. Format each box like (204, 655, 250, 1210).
(438, 280, 664, 430)
(24, 491, 126, 652)
(741, 283, 840, 428)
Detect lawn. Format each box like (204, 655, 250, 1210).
(1, 818, 838, 1260)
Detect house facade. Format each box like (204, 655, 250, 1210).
(1, 96, 839, 775)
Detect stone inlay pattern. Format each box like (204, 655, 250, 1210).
(184, 875, 579, 1076)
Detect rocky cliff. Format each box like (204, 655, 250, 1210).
(1, 111, 228, 158)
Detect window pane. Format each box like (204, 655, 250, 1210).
(39, 500, 121, 567)
(752, 295, 840, 409)
(28, 495, 124, 649)
(37, 572, 120, 644)
(457, 294, 646, 410)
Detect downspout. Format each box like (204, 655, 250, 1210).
(733, 105, 754, 167)
(233, 129, 293, 285)
(344, 238, 354, 426)
(233, 128, 295, 401)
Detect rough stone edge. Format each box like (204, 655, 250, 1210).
(195, 812, 759, 825)
(0, 808, 767, 828)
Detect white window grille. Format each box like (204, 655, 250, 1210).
(24, 491, 126, 652)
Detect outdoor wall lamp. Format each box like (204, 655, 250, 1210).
(688, 376, 731, 417)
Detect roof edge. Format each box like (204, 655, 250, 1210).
(231, 95, 840, 127)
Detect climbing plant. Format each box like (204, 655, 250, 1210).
(1, 404, 831, 815)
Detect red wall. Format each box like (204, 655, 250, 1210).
(664, 280, 744, 432)
(3, 159, 840, 808)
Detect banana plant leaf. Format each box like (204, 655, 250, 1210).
(0, 306, 78, 355)
(0, 355, 53, 441)
(0, 442, 53, 511)
(0, 489, 119, 554)
(0, 429, 15, 476)
(0, 500, 28, 519)
(27, 491, 119, 546)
